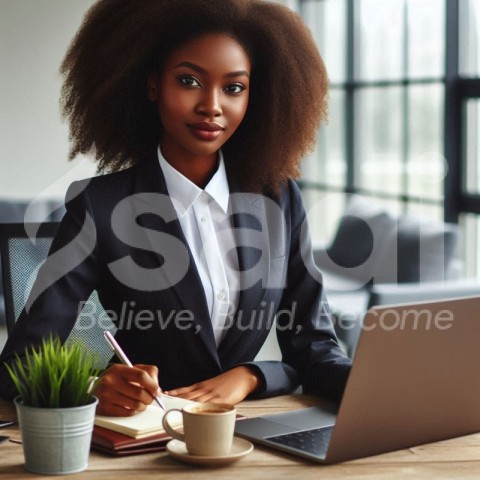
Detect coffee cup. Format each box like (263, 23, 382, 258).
(162, 402, 236, 456)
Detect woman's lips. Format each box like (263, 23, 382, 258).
(187, 122, 224, 141)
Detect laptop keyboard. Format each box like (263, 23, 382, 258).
(265, 426, 334, 457)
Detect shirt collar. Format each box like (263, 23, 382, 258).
(157, 147, 230, 216)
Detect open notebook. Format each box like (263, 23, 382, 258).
(94, 394, 193, 439)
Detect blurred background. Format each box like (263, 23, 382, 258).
(294, 0, 480, 280)
(0, 0, 479, 306)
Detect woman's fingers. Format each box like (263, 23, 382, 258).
(93, 363, 161, 415)
(165, 367, 261, 405)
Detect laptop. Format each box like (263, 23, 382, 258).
(235, 296, 480, 463)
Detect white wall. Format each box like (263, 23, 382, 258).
(0, 0, 298, 202)
(0, 0, 97, 201)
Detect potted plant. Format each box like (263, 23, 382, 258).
(5, 335, 100, 475)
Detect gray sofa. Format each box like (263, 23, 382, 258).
(314, 195, 480, 356)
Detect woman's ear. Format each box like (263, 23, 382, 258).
(147, 74, 159, 101)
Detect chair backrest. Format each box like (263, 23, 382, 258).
(0, 222, 116, 368)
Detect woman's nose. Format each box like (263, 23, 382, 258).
(195, 89, 222, 117)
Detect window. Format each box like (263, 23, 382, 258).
(300, 0, 446, 244)
(457, 0, 480, 277)
(300, 0, 480, 278)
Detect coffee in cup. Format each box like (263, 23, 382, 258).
(162, 402, 236, 456)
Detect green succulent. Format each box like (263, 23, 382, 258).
(5, 335, 100, 408)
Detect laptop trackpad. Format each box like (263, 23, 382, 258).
(263, 406, 337, 431)
(235, 417, 298, 437)
(235, 406, 338, 439)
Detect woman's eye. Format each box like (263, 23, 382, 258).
(179, 76, 201, 87)
(224, 84, 246, 94)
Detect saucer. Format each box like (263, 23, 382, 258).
(166, 437, 254, 466)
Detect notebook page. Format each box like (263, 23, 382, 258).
(94, 394, 194, 439)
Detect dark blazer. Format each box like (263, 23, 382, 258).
(0, 155, 351, 400)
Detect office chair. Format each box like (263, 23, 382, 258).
(0, 222, 116, 368)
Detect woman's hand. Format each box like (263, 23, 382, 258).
(93, 364, 160, 416)
(165, 366, 261, 405)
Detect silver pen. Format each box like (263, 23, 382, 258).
(103, 331, 166, 411)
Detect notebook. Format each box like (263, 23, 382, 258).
(91, 425, 170, 455)
(235, 296, 480, 463)
(94, 394, 193, 439)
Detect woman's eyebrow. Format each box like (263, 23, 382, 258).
(224, 70, 250, 79)
(174, 61, 250, 78)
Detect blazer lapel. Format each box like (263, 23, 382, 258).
(217, 188, 273, 360)
(234, 192, 271, 314)
(131, 156, 220, 368)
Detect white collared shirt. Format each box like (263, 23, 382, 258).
(158, 147, 239, 346)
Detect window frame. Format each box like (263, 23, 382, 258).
(298, 0, 465, 220)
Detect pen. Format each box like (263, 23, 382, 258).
(103, 331, 166, 411)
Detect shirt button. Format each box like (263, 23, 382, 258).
(217, 290, 225, 300)
(201, 216, 207, 223)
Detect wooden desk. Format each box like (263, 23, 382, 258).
(1, 395, 480, 479)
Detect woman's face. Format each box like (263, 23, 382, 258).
(148, 33, 251, 163)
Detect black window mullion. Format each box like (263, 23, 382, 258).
(345, 0, 355, 193)
(461, 80, 480, 97)
(459, 89, 480, 213)
(460, 194, 480, 213)
(401, 0, 409, 214)
(444, 0, 461, 223)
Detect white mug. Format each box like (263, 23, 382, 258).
(162, 402, 236, 456)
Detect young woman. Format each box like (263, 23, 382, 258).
(0, 0, 351, 415)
